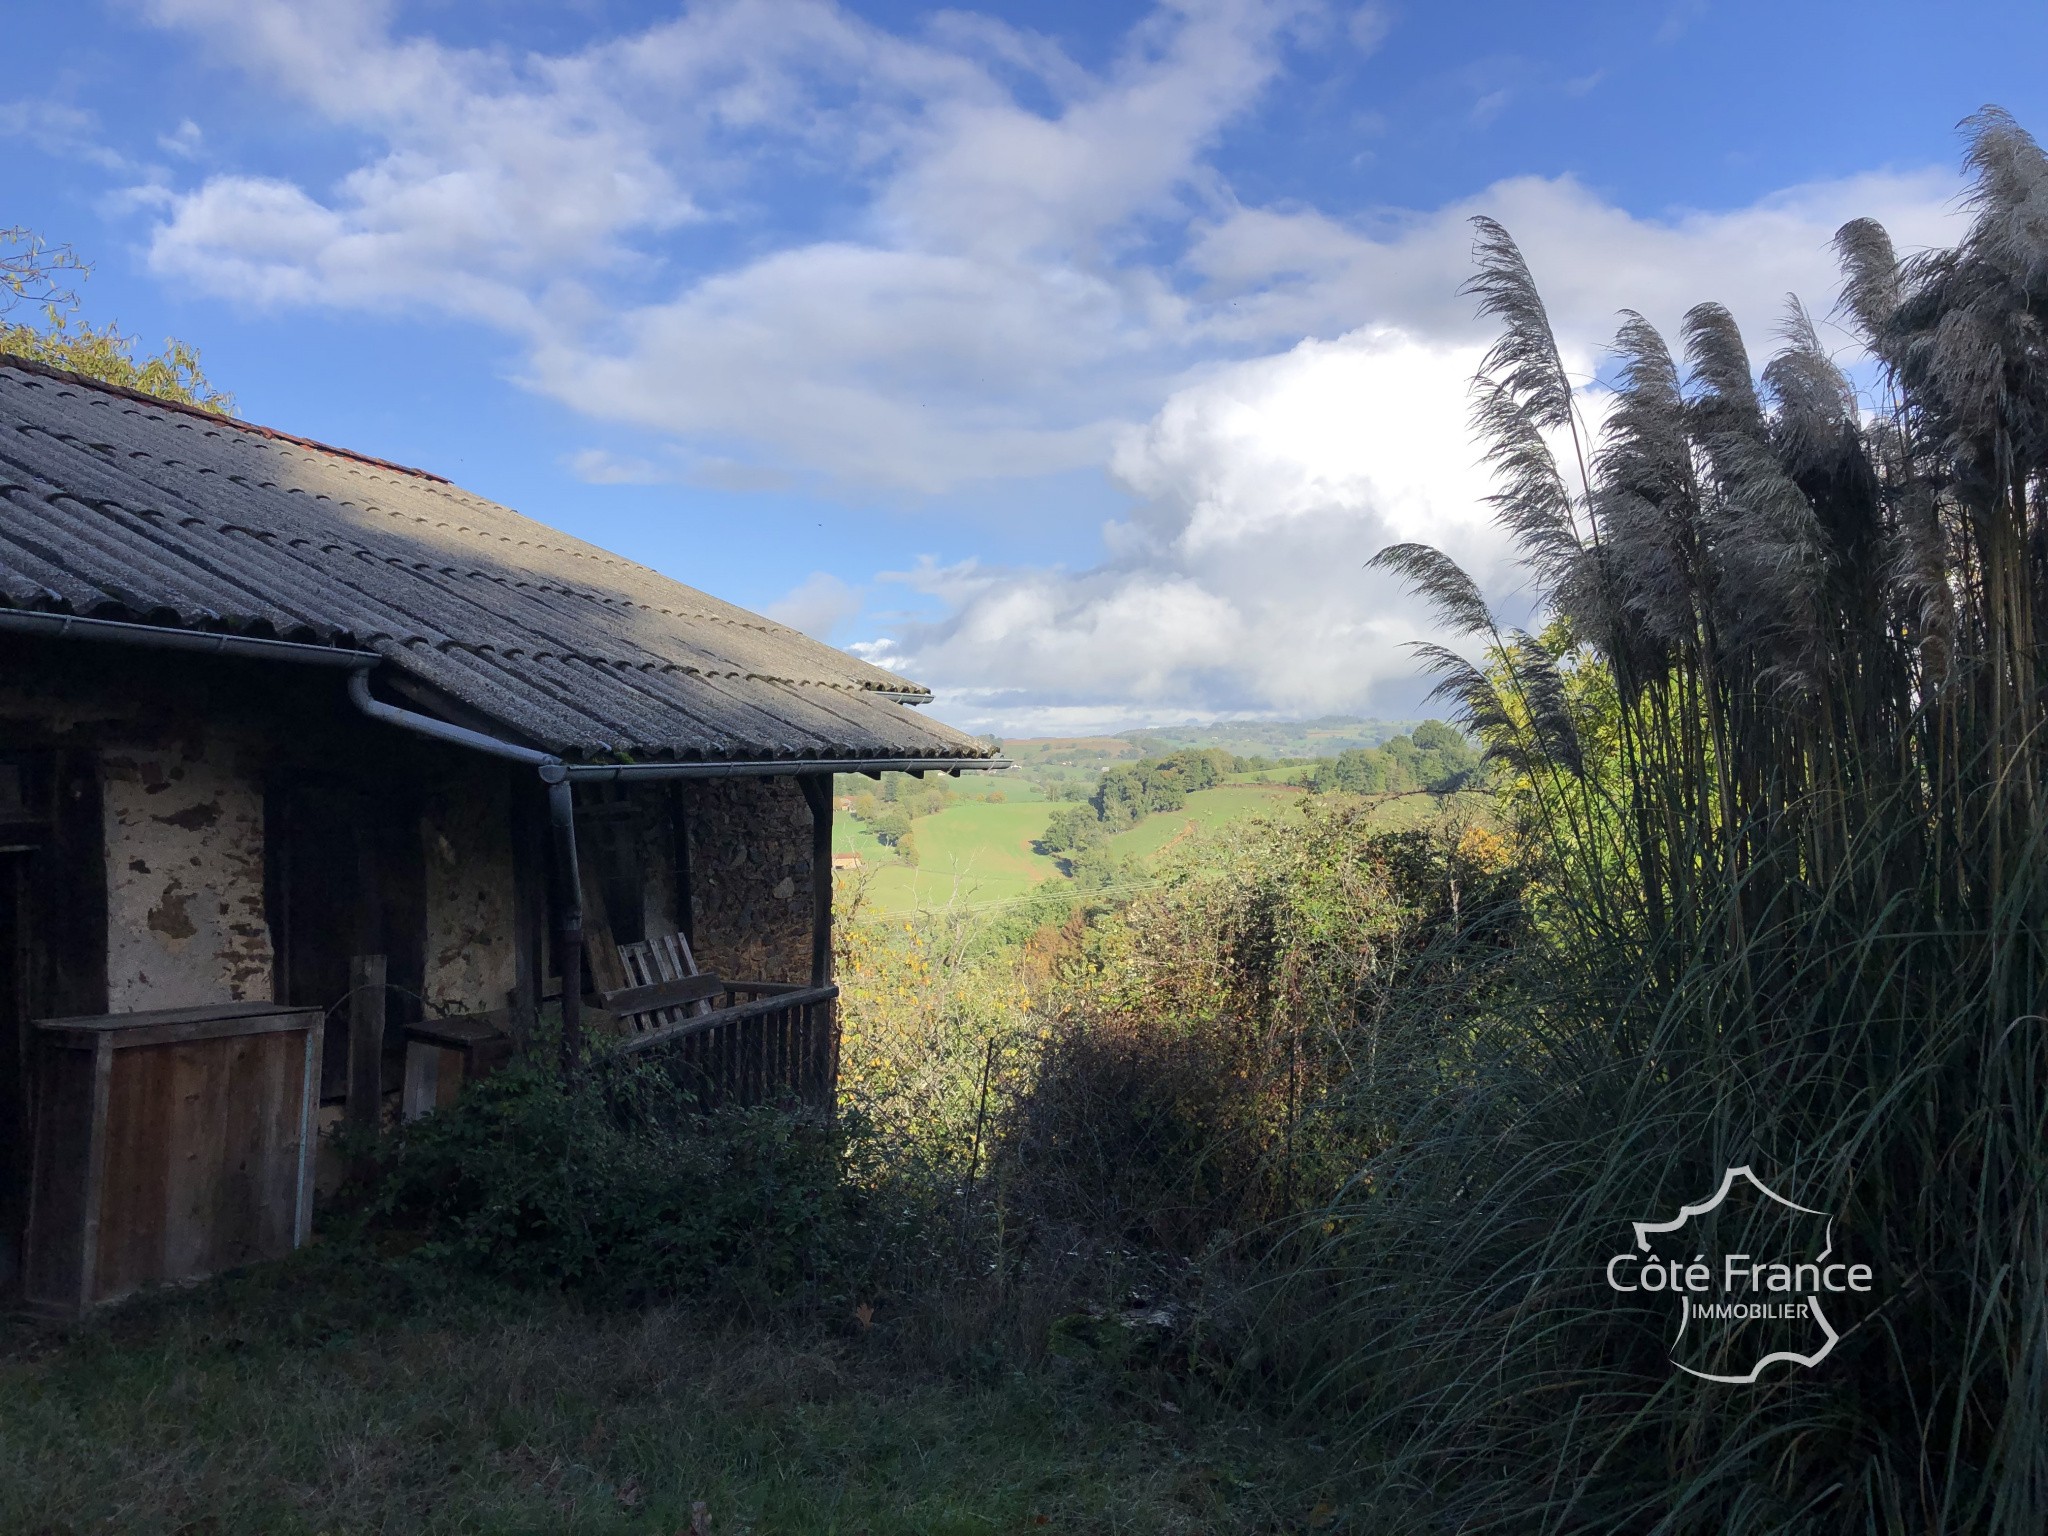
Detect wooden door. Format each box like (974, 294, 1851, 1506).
(0, 747, 107, 1294)
(267, 778, 425, 1102)
(0, 845, 28, 1292)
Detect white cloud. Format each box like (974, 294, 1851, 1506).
(0, 98, 133, 173)
(158, 119, 204, 158)
(868, 326, 1498, 731)
(873, 171, 1969, 734)
(567, 448, 670, 485)
(766, 572, 864, 639)
(121, 0, 1972, 731)
(139, 0, 1311, 487)
(1347, 5, 1394, 55)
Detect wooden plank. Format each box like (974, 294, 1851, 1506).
(667, 781, 694, 947)
(37, 1009, 323, 1051)
(77, 1037, 112, 1309)
(253, 1029, 303, 1264)
(599, 973, 725, 1018)
(577, 859, 632, 997)
(36, 1000, 314, 1032)
(96, 1040, 175, 1301)
(654, 931, 711, 1018)
(799, 774, 833, 986)
(615, 941, 672, 1029)
(295, 1021, 318, 1247)
(207, 1034, 265, 1277)
(347, 954, 386, 1133)
(725, 980, 807, 998)
(405, 1011, 510, 1050)
(401, 1039, 439, 1122)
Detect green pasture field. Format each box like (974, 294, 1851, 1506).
(1102, 783, 1307, 861)
(975, 772, 1046, 802)
(837, 800, 1063, 913)
(836, 781, 1497, 917)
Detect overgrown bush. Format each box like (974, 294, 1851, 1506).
(1001, 804, 1523, 1259)
(835, 900, 1042, 1220)
(369, 1047, 864, 1309)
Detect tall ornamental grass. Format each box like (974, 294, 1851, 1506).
(1312, 108, 2048, 1532)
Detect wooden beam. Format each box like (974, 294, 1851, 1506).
(347, 953, 386, 1133)
(509, 768, 547, 1042)
(667, 781, 694, 945)
(798, 774, 832, 987)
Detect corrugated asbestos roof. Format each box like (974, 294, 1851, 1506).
(0, 360, 990, 764)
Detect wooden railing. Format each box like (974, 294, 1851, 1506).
(613, 980, 839, 1110)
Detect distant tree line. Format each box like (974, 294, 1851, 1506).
(1038, 748, 1238, 855)
(1297, 722, 1479, 796)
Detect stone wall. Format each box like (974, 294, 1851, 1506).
(683, 776, 816, 984)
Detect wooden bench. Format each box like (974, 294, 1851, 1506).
(601, 930, 718, 1032)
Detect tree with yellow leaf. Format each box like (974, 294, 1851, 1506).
(1, 226, 230, 411)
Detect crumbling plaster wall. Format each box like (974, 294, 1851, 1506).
(684, 776, 815, 983)
(101, 729, 273, 1011)
(421, 765, 518, 1017)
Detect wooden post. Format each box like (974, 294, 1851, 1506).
(668, 780, 694, 946)
(509, 770, 548, 1048)
(799, 775, 832, 986)
(544, 776, 584, 1074)
(347, 953, 386, 1133)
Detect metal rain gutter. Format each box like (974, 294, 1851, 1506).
(563, 756, 1011, 783)
(340, 673, 1007, 780)
(0, 608, 378, 668)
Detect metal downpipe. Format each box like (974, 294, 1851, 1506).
(347, 667, 586, 1071)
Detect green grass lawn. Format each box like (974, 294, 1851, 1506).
(0, 1251, 1327, 1535)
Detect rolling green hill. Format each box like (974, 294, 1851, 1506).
(834, 778, 1494, 918)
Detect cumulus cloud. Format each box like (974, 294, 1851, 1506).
(861, 327, 1499, 732)
(870, 172, 1968, 733)
(766, 572, 864, 639)
(139, 0, 1313, 486)
(125, 0, 1971, 731)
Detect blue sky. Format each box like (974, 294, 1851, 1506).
(5, 1, 2044, 735)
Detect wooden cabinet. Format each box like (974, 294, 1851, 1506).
(23, 1002, 320, 1315)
